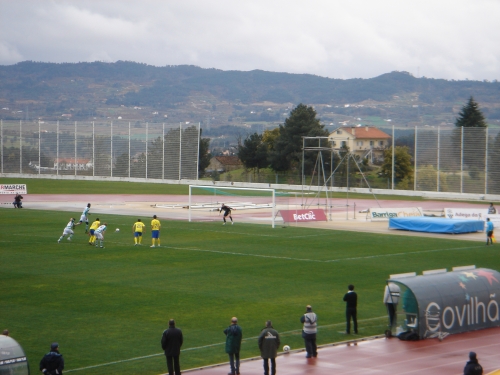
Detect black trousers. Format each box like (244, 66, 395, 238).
(346, 308, 358, 333)
(386, 303, 397, 328)
(263, 358, 276, 375)
(304, 336, 317, 356)
(166, 355, 180, 375)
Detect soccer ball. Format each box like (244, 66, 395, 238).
(115, 228, 120, 232)
(283, 345, 290, 353)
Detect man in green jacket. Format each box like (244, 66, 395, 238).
(224, 317, 242, 375)
(258, 320, 280, 375)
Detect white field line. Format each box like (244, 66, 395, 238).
(12, 234, 485, 263)
(65, 316, 387, 373)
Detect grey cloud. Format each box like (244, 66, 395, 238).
(1, 0, 499, 81)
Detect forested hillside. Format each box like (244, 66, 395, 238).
(1, 61, 500, 131)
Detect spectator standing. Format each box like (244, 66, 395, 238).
(39, 342, 64, 375)
(488, 203, 497, 214)
(300, 305, 317, 358)
(343, 284, 358, 334)
(258, 320, 280, 375)
(150, 215, 161, 248)
(464, 352, 483, 375)
(224, 317, 242, 375)
(383, 283, 400, 330)
(161, 319, 183, 375)
(486, 218, 494, 245)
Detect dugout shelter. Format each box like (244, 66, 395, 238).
(388, 266, 500, 339)
(0, 334, 30, 374)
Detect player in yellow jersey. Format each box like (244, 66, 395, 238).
(150, 214, 161, 248)
(132, 218, 146, 246)
(88, 217, 101, 245)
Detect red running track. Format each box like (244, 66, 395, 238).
(177, 328, 500, 375)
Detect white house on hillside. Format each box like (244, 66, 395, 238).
(328, 126, 391, 162)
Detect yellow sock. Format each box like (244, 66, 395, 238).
(134, 237, 137, 244)
(139, 237, 142, 244)
(157, 239, 160, 246)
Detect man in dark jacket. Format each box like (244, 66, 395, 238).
(39, 342, 64, 375)
(161, 319, 184, 375)
(464, 352, 483, 375)
(343, 284, 358, 334)
(224, 317, 242, 375)
(258, 321, 280, 375)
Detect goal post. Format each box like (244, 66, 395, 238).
(188, 185, 276, 228)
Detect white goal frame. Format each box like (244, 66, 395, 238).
(188, 185, 276, 228)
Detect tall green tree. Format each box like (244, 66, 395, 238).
(454, 97, 488, 171)
(268, 104, 329, 173)
(238, 132, 269, 172)
(455, 96, 488, 128)
(380, 146, 413, 182)
(198, 131, 211, 176)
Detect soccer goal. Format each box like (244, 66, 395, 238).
(188, 185, 277, 228)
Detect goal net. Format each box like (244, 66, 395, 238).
(188, 185, 277, 228)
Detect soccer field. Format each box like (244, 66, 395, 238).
(2, 208, 497, 375)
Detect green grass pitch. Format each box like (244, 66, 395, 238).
(2, 207, 497, 375)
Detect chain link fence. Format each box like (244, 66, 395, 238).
(0, 120, 200, 180)
(2, 121, 499, 196)
(414, 126, 500, 195)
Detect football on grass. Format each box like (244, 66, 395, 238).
(115, 228, 120, 232)
(283, 345, 290, 353)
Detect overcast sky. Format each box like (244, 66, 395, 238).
(1, 0, 499, 81)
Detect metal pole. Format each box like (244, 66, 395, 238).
(437, 126, 440, 192)
(38, 120, 41, 175)
(128, 122, 131, 178)
(0, 120, 3, 174)
(346, 153, 349, 220)
(19, 120, 22, 173)
(414, 126, 417, 191)
(146, 122, 148, 179)
(162, 123, 165, 180)
(74, 121, 77, 177)
(92, 121, 95, 177)
(110, 121, 113, 177)
(460, 126, 463, 194)
(56, 121, 59, 175)
(179, 122, 182, 180)
(301, 137, 305, 208)
(485, 127, 489, 195)
(391, 124, 395, 189)
(196, 122, 200, 180)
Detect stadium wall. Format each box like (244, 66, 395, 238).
(2, 172, 499, 202)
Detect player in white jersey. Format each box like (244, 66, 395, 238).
(75, 203, 91, 233)
(94, 223, 107, 248)
(58, 218, 75, 243)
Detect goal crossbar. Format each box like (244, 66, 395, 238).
(189, 185, 276, 228)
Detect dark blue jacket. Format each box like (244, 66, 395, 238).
(39, 350, 64, 374)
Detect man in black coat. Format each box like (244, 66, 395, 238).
(343, 284, 358, 334)
(39, 342, 64, 375)
(161, 319, 184, 375)
(464, 352, 483, 375)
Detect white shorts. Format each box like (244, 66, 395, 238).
(95, 232, 104, 240)
(63, 228, 74, 236)
(79, 214, 88, 223)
